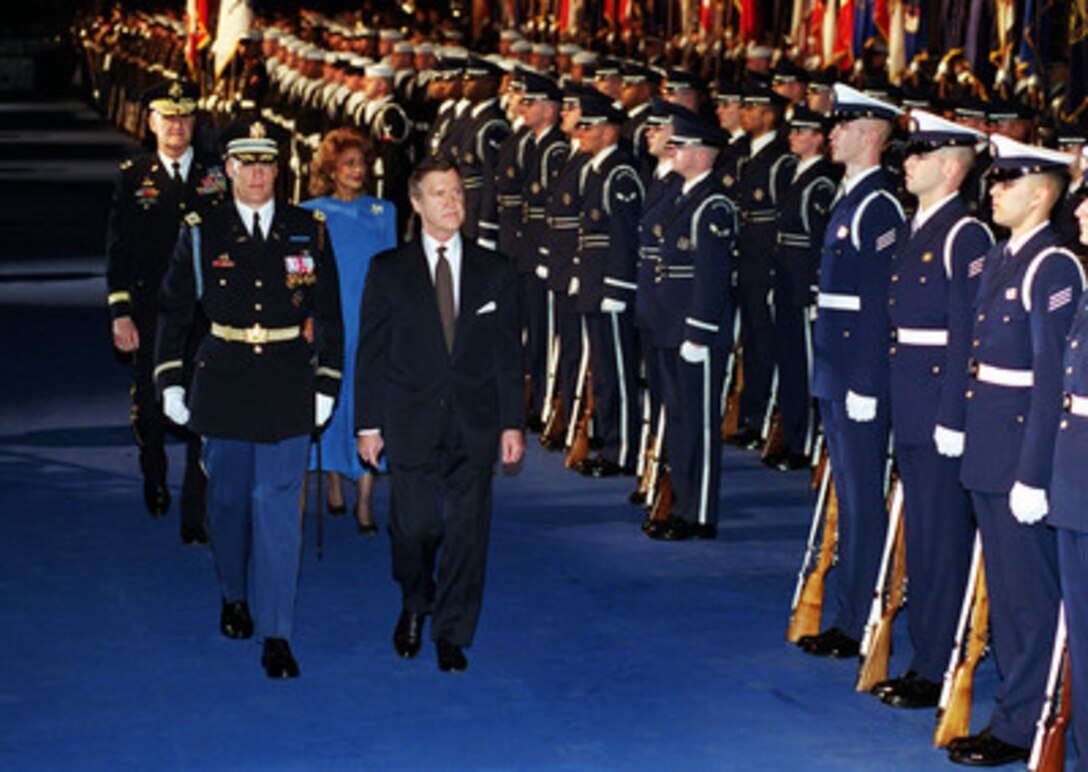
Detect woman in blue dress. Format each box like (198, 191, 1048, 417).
(302, 127, 397, 534)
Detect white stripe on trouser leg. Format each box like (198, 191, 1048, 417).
(698, 356, 711, 525)
(610, 311, 629, 467)
(541, 290, 557, 424)
(802, 304, 815, 456)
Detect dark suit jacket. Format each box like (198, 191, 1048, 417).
(354, 238, 524, 466)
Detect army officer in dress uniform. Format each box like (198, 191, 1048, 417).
(155, 122, 344, 679)
(106, 78, 225, 543)
(950, 136, 1084, 766)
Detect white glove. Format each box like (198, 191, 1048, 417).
(568, 277, 580, 296)
(845, 390, 877, 422)
(600, 297, 626, 313)
(315, 393, 335, 428)
(1009, 481, 1048, 524)
(933, 424, 965, 458)
(535, 264, 549, 280)
(679, 341, 708, 363)
(162, 386, 190, 426)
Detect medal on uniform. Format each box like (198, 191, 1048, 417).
(922, 251, 934, 262)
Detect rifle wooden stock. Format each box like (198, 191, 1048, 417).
(565, 380, 593, 468)
(760, 410, 786, 461)
(649, 467, 672, 523)
(635, 435, 656, 497)
(811, 441, 828, 491)
(644, 407, 668, 506)
(934, 551, 989, 747)
(540, 396, 565, 448)
(787, 478, 839, 642)
(856, 480, 906, 692)
(721, 337, 743, 440)
(1029, 604, 1070, 772)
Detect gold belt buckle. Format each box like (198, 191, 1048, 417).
(244, 324, 268, 344)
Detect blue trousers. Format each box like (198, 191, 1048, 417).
(659, 347, 726, 527)
(585, 310, 638, 468)
(820, 397, 889, 640)
(1056, 529, 1087, 766)
(971, 491, 1060, 748)
(202, 434, 309, 641)
(895, 443, 974, 681)
(520, 271, 548, 416)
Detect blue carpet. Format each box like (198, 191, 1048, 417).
(0, 98, 1016, 770)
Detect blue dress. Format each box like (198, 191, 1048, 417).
(301, 195, 397, 478)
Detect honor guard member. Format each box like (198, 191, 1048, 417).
(514, 73, 567, 430)
(872, 111, 993, 710)
(538, 85, 593, 450)
(423, 56, 466, 160)
(632, 100, 688, 499)
(798, 84, 906, 659)
(951, 137, 1084, 766)
(764, 106, 838, 471)
(354, 63, 411, 236)
(619, 63, 661, 180)
(457, 56, 510, 247)
(727, 83, 796, 451)
(106, 78, 225, 541)
(954, 97, 994, 220)
(1049, 194, 1088, 772)
(644, 113, 737, 541)
(771, 59, 809, 121)
(154, 122, 344, 679)
(713, 78, 749, 201)
(571, 91, 644, 477)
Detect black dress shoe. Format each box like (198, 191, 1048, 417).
(725, 427, 761, 449)
(761, 451, 787, 468)
(689, 523, 718, 540)
(327, 501, 347, 516)
(356, 521, 379, 537)
(879, 674, 941, 708)
(261, 638, 300, 679)
(870, 670, 918, 699)
(525, 413, 544, 434)
(797, 627, 860, 658)
(435, 638, 468, 672)
(647, 515, 693, 541)
(628, 488, 646, 506)
(775, 453, 811, 472)
(947, 729, 1028, 766)
(180, 524, 208, 546)
(393, 610, 425, 659)
(220, 599, 253, 640)
(143, 480, 171, 517)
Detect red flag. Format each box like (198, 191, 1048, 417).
(739, 0, 763, 42)
(185, 0, 210, 75)
(833, 0, 855, 69)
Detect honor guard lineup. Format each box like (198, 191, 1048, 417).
(81, 5, 1088, 764)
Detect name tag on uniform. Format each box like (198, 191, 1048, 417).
(285, 255, 315, 274)
(213, 253, 235, 268)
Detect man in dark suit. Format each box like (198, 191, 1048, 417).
(106, 78, 226, 542)
(355, 157, 525, 673)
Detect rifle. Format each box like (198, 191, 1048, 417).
(787, 468, 839, 642)
(810, 432, 826, 490)
(540, 294, 560, 428)
(648, 463, 672, 524)
(1028, 603, 1070, 772)
(641, 406, 668, 512)
(934, 534, 988, 747)
(760, 409, 786, 462)
(566, 377, 595, 469)
(856, 476, 906, 691)
(721, 312, 743, 440)
(563, 327, 591, 467)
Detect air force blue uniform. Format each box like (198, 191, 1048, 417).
(888, 194, 991, 682)
(811, 166, 904, 641)
(960, 224, 1084, 748)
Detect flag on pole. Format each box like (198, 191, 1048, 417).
(902, 0, 925, 65)
(820, 0, 838, 66)
(185, 0, 210, 76)
(1065, 0, 1088, 121)
(212, 0, 253, 79)
(833, 0, 855, 69)
(1016, 0, 1052, 78)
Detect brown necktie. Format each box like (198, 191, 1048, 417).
(435, 245, 455, 353)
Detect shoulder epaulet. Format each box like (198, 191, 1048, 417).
(312, 209, 326, 222)
(120, 159, 133, 170)
(185, 211, 201, 226)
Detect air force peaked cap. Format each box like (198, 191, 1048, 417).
(667, 112, 730, 147)
(577, 90, 627, 125)
(832, 83, 903, 121)
(989, 134, 1075, 178)
(520, 71, 563, 103)
(906, 109, 985, 153)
